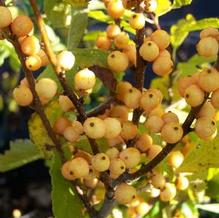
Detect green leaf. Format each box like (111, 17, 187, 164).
(172, 0, 192, 8)
(155, 0, 172, 16)
(63, 0, 88, 7)
(171, 15, 219, 49)
(88, 10, 112, 23)
(83, 31, 105, 41)
(0, 139, 43, 172)
(67, 9, 88, 49)
(197, 204, 219, 214)
(177, 123, 219, 173)
(144, 201, 161, 218)
(50, 153, 83, 218)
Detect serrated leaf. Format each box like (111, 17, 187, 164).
(0, 139, 42, 172)
(171, 15, 219, 49)
(172, 0, 192, 8)
(50, 153, 83, 218)
(67, 9, 88, 49)
(177, 123, 219, 173)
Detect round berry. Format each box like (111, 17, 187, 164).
(25, 55, 42, 71)
(147, 144, 162, 160)
(59, 95, 75, 112)
(114, 32, 130, 49)
(72, 120, 84, 135)
(0, 6, 12, 28)
(57, 51, 75, 71)
(107, 51, 129, 73)
(104, 118, 121, 139)
(13, 86, 33, 106)
(152, 56, 173, 76)
(110, 105, 129, 122)
(129, 13, 145, 30)
(116, 81, 132, 101)
(106, 24, 121, 39)
(176, 175, 189, 191)
(123, 87, 141, 109)
(211, 89, 219, 109)
(160, 183, 176, 202)
(197, 101, 216, 119)
(167, 151, 184, 168)
(145, 115, 164, 133)
(162, 111, 179, 124)
(178, 76, 195, 97)
(109, 158, 126, 177)
(83, 117, 106, 139)
(96, 35, 111, 50)
(21, 36, 41, 56)
(120, 121, 138, 140)
(74, 68, 96, 90)
(53, 117, 71, 135)
(159, 49, 171, 58)
(123, 44, 137, 66)
(115, 183, 137, 205)
(151, 172, 166, 189)
(107, 0, 125, 19)
(139, 41, 159, 62)
(135, 133, 153, 152)
(63, 126, 81, 142)
(151, 29, 170, 50)
(106, 147, 119, 159)
(200, 28, 219, 39)
(37, 49, 49, 66)
(92, 153, 110, 172)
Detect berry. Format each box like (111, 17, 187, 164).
(184, 84, 205, 107)
(21, 36, 41, 56)
(71, 120, 84, 135)
(178, 76, 195, 97)
(92, 153, 110, 172)
(114, 32, 130, 49)
(0, 6, 12, 28)
(107, 136, 124, 147)
(198, 68, 219, 92)
(200, 28, 219, 39)
(107, 0, 125, 19)
(136, 202, 150, 216)
(107, 51, 129, 73)
(106, 147, 119, 159)
(123, 87, 141, 109)
(110, 105, 129, 122)
(35, 78, 57, 100)
(11, 15, 33, 37)
(109, 158, 126, 177)
(135, 133, 153, 152)
(147, 144, 162, 160)
(116, 81, 132, 101)
(159, 49, 171, 58)
(161, 122, 183, 144)
(197, 101, 216, 119)
(62, 157, 89, 180)
(20, 78, 29, 88)
(145, 115, 164, 133)
(211, 89, 219, 109)
(162, 111, 179, 124)
(57, 51, 75, 71)
(74, 68, 96, 90)
(195, 117, 217, 140)
(106, 24, 121, 39)
(152, 56, 173, 76)
(167, 151, 184, 168)
(123, 44, 137, 66)
(120, 121, 138, 140)
(139, 41, 159, 62)
(63, 126, 81, 142)
(13, 86, 33, 106)
(148, 105, 164, 117)
(176, 175, 189, 190)
(83, 117, 106, 139)
(160, 183, 176, 202)
(115, 183, 137, 205)
(59, 95, 75, 112)
(119, 147, 141, 168)
(151, 30, 170, 50)
(25, 55, 42, 71)
(96, 35, 111, 50)
(37, 49, 49, 66)
(129, 13, 145, 30)
(53, 117, 71, 135)
(151, 172, 166, 189)
(104, 118, 122, 139)
(196, 37, 219, 57)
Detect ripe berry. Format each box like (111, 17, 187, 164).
(176, 175, 189, 191)
(123, 87, 141, 109)
(109, 158, 126, 177)
(198, 68, 219, 92)
(20, 78, 29, 88)
(147, 144, 162, 160)
(151, 30, 170, 50)
(107, 136, 124, 147)
(62, 157, 89, 180)
(0, 6, 12, 28)
(211, 89, 219, 109)
(119, 147, 141, 168)
(196, 37, 219, 57)
(74, 68, 96, 90)
(178, 76, 195, 97)
(107, 0, 125, 19)
(21, 36, 41, 56)
(123, 44, 137, 66)
(200, 28, 219, 39)
(151, 172, 166, 189)
(25, 55, 42, 71)
(195, 117, 217, 140)
(35, 78, 57, 100)
(148, 105, 164, 117)
(139, 41, 159, 62)
(184, 84, 205, 107)
(53, 117, 71, 135)
(167, 151, 184, 168)
(13, 86, 33, 106)
(120, 121, 138, 140)
(96, 35, 111, 50)
(135, 133, 153, 152)
(140, 88, 163, 112)
(57, 51, 75, 71)
(59, 95, 75, 112)
(107, 51, 129, 73)
(115, 183, 137, 205)
(106, 147, 119, 159)
(161, 122, 183, 144)
(104, 118, 121, 139)
(159, 49, 171, 58)
(145, 115, 164, 133)
(136, 202, 150, 216)
(63, 126, 81, 142)
(197, 101, 216, 119)
(152, 56, 173, 76)
(37, 49, 49, 66)
(114, 32, 130, 49)
(106, 24, 121, 39)
(11, 15, 33, 37)
(116, 81, 132, 101)
(71, 120, 84, 135)
(92, 153, 110, 172)
(83, 117, 106, 139)
(160, 183, 176, 202)
(129, 13, 145, 30)
(162, 111, 179, 124)
(110, 105, 129, 122)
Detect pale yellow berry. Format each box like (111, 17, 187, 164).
(25, 55, 42, 71)
(197, 101, 216, 119)
(110, 105, 129, 122)
(106, 24, 121, 39)
(135, 133, 153, 152)
(159, 49, 171, 58)
(13, 86, 33, 106)
(151, 172, 166, 189)
(120, 121, 138, 140)
(57, 51, 75, 71)
(145, 115, 164, 133)
(59, 95, 75, 112)
(139, 41, 159, 62)
(104, 118, 122, 139)
(21, 36, 41, 56)
(162, 111, 179, 124)
(106, 147, 120, 159)
(211, 89, 219, 109)
(147, 144, 162, 160)
(129, 13, 145, 30)
(72, 120, 84, 135)
(109, 158, 126, 177)
(116, 81, 132, 101)
(123, 87, 141, 109)
(96, 35, 111, 50)
(167, 151, 184, 168)
(114, 32, 130, 49)
(151, 29, 170, 50)
(123, 44, 137, 66)
(53, 117, 71, 135)
(37, 49, 49, 66)
(200, 28, 219, 39)
(0, 6, 12, 28)
(160, 183, 176, 202)
(197, 37, 219, 57)
(63, 126, 80, 142)
(152, 56, 173, 76)
(176, 175, 189, 190)
(107, 0, 125, 19)
(92, 153, 110, 172)
(178, 76, 195, 97)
